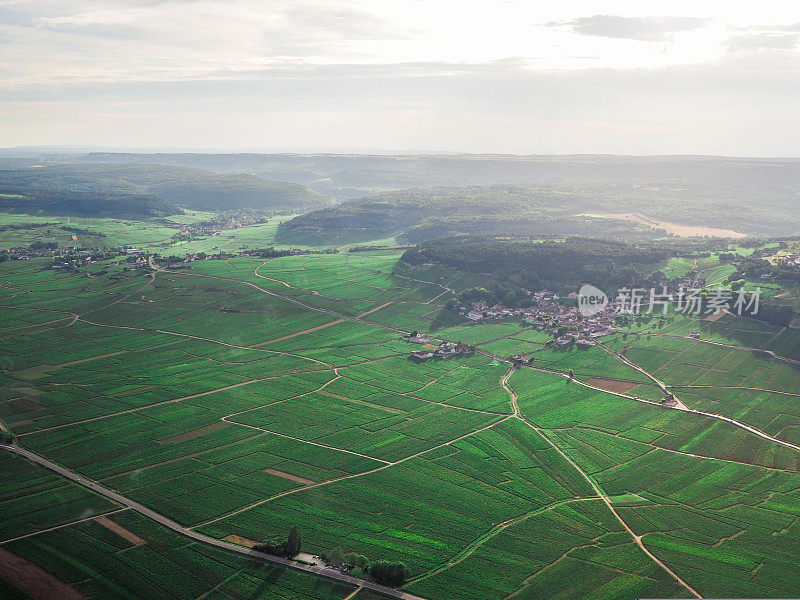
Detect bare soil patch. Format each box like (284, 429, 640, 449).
(158, 421, 229, 444)
(586, 377, 641, 394)
(95, 515, 146, 546)
(0, 547, 86, 600)
(705, 309, 727, 322)
(263, 468, 317, 485)
(223, 534, 260, 548)
(580, 212, 746, 238)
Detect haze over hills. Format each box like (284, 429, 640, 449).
(0, 161, 331, 218)
(70, 151, 800, 197)
(2, 151, 800, 240)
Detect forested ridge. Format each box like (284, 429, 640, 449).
(0, 163, 329, 218)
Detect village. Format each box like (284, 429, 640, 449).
(456, 290, 616, 347)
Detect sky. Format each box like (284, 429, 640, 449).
(2, 1, 800, 155)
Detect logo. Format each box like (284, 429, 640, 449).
(578, 284, 608, 317)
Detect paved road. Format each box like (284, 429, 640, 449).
(1, 443, 427, 600)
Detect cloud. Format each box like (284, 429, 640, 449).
(725, 33, 799, 50)
(548, 15, 710, 42)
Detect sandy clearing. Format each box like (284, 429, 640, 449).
(263, 468, 317, 485)
(585, 377, 642, 394)
(95, 515, 146, 546)
(0, 547, 86, 600)
(157, 421, 230, 444)
(580, 212, 747, 238)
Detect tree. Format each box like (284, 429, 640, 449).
(368, 560, 409, 586)
(568, 369, 574, 379)
(254, 526, 301, 558)
(329, 547, 345, 567)
(286, 526, 301, 557)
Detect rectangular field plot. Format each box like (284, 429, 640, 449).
(531, 345, 652, 382)
(337, 354, 514, 412)
(229, 390, 501, 462)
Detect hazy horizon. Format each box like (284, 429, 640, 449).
(3, 1, 800, 156)
(4, 146, 800, 161)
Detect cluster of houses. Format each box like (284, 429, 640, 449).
(661, 393, 678, 407)
(456, 291, 615, 348)
(404, 332, 475, 361)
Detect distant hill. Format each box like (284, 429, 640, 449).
(0, 163, 330, 218)
(274, 185, 665, 244)
(276, 173, 800, 244)
(76, 153, 800, 203)
(4, 152, 800, 235)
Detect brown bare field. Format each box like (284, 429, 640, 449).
(157, 421, 229, 444)
(579, 212, 747, 238)
(705, 309, 727, 322)
(95, 515, 146, 546)
(223, 534, 260, 548)
(11, 397, 44, 410)
(263, 468, 317, 485)
(0, 547, 86, 600)
(586, 377, 641, 393)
